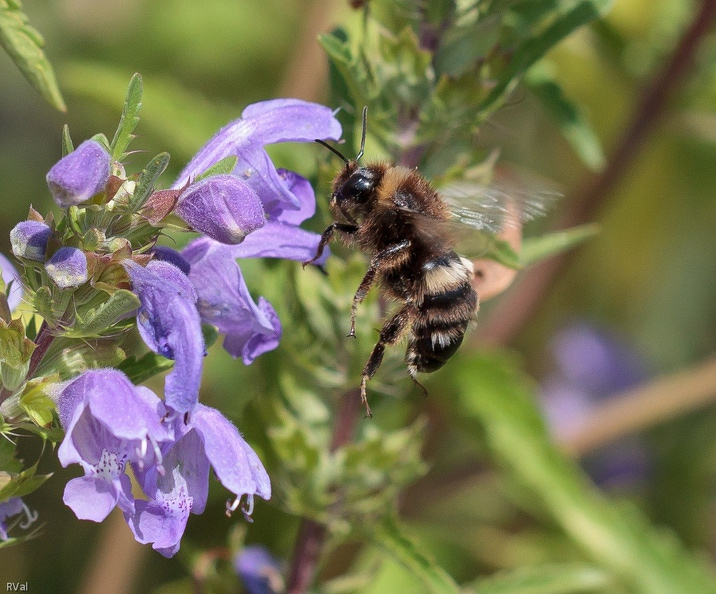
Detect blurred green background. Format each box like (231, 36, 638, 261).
(1, 0, 716, 592)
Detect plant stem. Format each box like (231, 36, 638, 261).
(286, 390, 362, 594)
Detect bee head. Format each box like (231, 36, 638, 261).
(333, 161, 381, 207)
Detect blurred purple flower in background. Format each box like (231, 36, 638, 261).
(540, 321, 652, 487)
(234, 545, 283, 594)
(46, 139, 111, 208)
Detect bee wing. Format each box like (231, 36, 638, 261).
(399, 208, 509, 261)
(440, 181, 560, 234)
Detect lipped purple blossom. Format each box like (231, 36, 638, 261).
(43, 98, 341, 557)
(177, 100, 340, 363)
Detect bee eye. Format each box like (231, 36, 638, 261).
(339, 171, 376, 203)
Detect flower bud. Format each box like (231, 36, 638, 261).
(10, 221, 51, 262)
(45, 247, 88, 289)
(46, 140, 111, 208)
(175, 175, 265, 245)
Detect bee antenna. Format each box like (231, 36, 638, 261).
(315, 139, 349, 164)
(356, 106, 368, 162)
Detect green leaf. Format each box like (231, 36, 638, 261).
(110, 72, 143, 160)
(60, 63, 233, 162)
(372, 516, 462, 594)
(61, 124, 74, 156)
(18, 378, 56, 427)
(480, 0, 613, 114)
(35, 337, 126, 380)
(520, 223, 601, 267)
(467, 562, 613, 593)
(319, 31, 370, 116)
(127, 152, 171, 212)
(0, 0, 65, 111)
(525, 67, 606, 170)
(117, 351, 174, 385)
(451, 352, 716, 594)
(63, 289, 140, 338)
(193, 155, 239, 182)
(0, 461, 52, 502)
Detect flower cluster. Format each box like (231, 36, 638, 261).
(1, 91, 341, 555)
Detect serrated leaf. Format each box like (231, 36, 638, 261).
(520, 223, 600, 267)
(451, 352, 716, 594)
(63, 289, 140, 338)
(372, 516, 462, 594)
(525, 69, 606, 170)
(110, 72, 143, 160)
(0, 0, 65, 111)
(467, 562, 613, 593)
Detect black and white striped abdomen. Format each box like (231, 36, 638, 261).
(405, 252, 478, 375)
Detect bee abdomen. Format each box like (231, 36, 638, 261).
(406, 254, 477, 375)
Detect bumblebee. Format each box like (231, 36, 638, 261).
(306, 108, 547, 416)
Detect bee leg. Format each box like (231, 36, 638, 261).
(359, 304, 413, 417)
(349, 240, 411, 337)
(302, 223, 358, 268)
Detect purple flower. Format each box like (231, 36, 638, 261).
(230, 169, 330, 265)
(171, 99, 340, 364)
(175, 175, 266, 244)
(124, 259, 205, 414)
(0, 497, 38, 541)
(182, 238, 281, 364)
(9, 220, 52, 262)
(56, 369, 171, 522)
(234, 545, 283, 594)
(46, 140, 111, 208)
(0, 252, 22, 312)
(45, 247, 88, 289)
(174, 99, 341, 214)
(180, 170, 330, 363)
(127, 403, 270, 558)
(540, 322, 651, 487)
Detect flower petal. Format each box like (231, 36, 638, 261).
(9, 221, 52, 262)
(175, 175, 266, 245)
(192, 404, 271, 501)
(124, 260, 205, 413)
(63, 475, 123, 522)
(174, 99, 341, 214)
(45, 247, 88, 289)
(182, 237, 281, 364)
(0, 252, 22, 312)
(46, 140, 111, 208)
